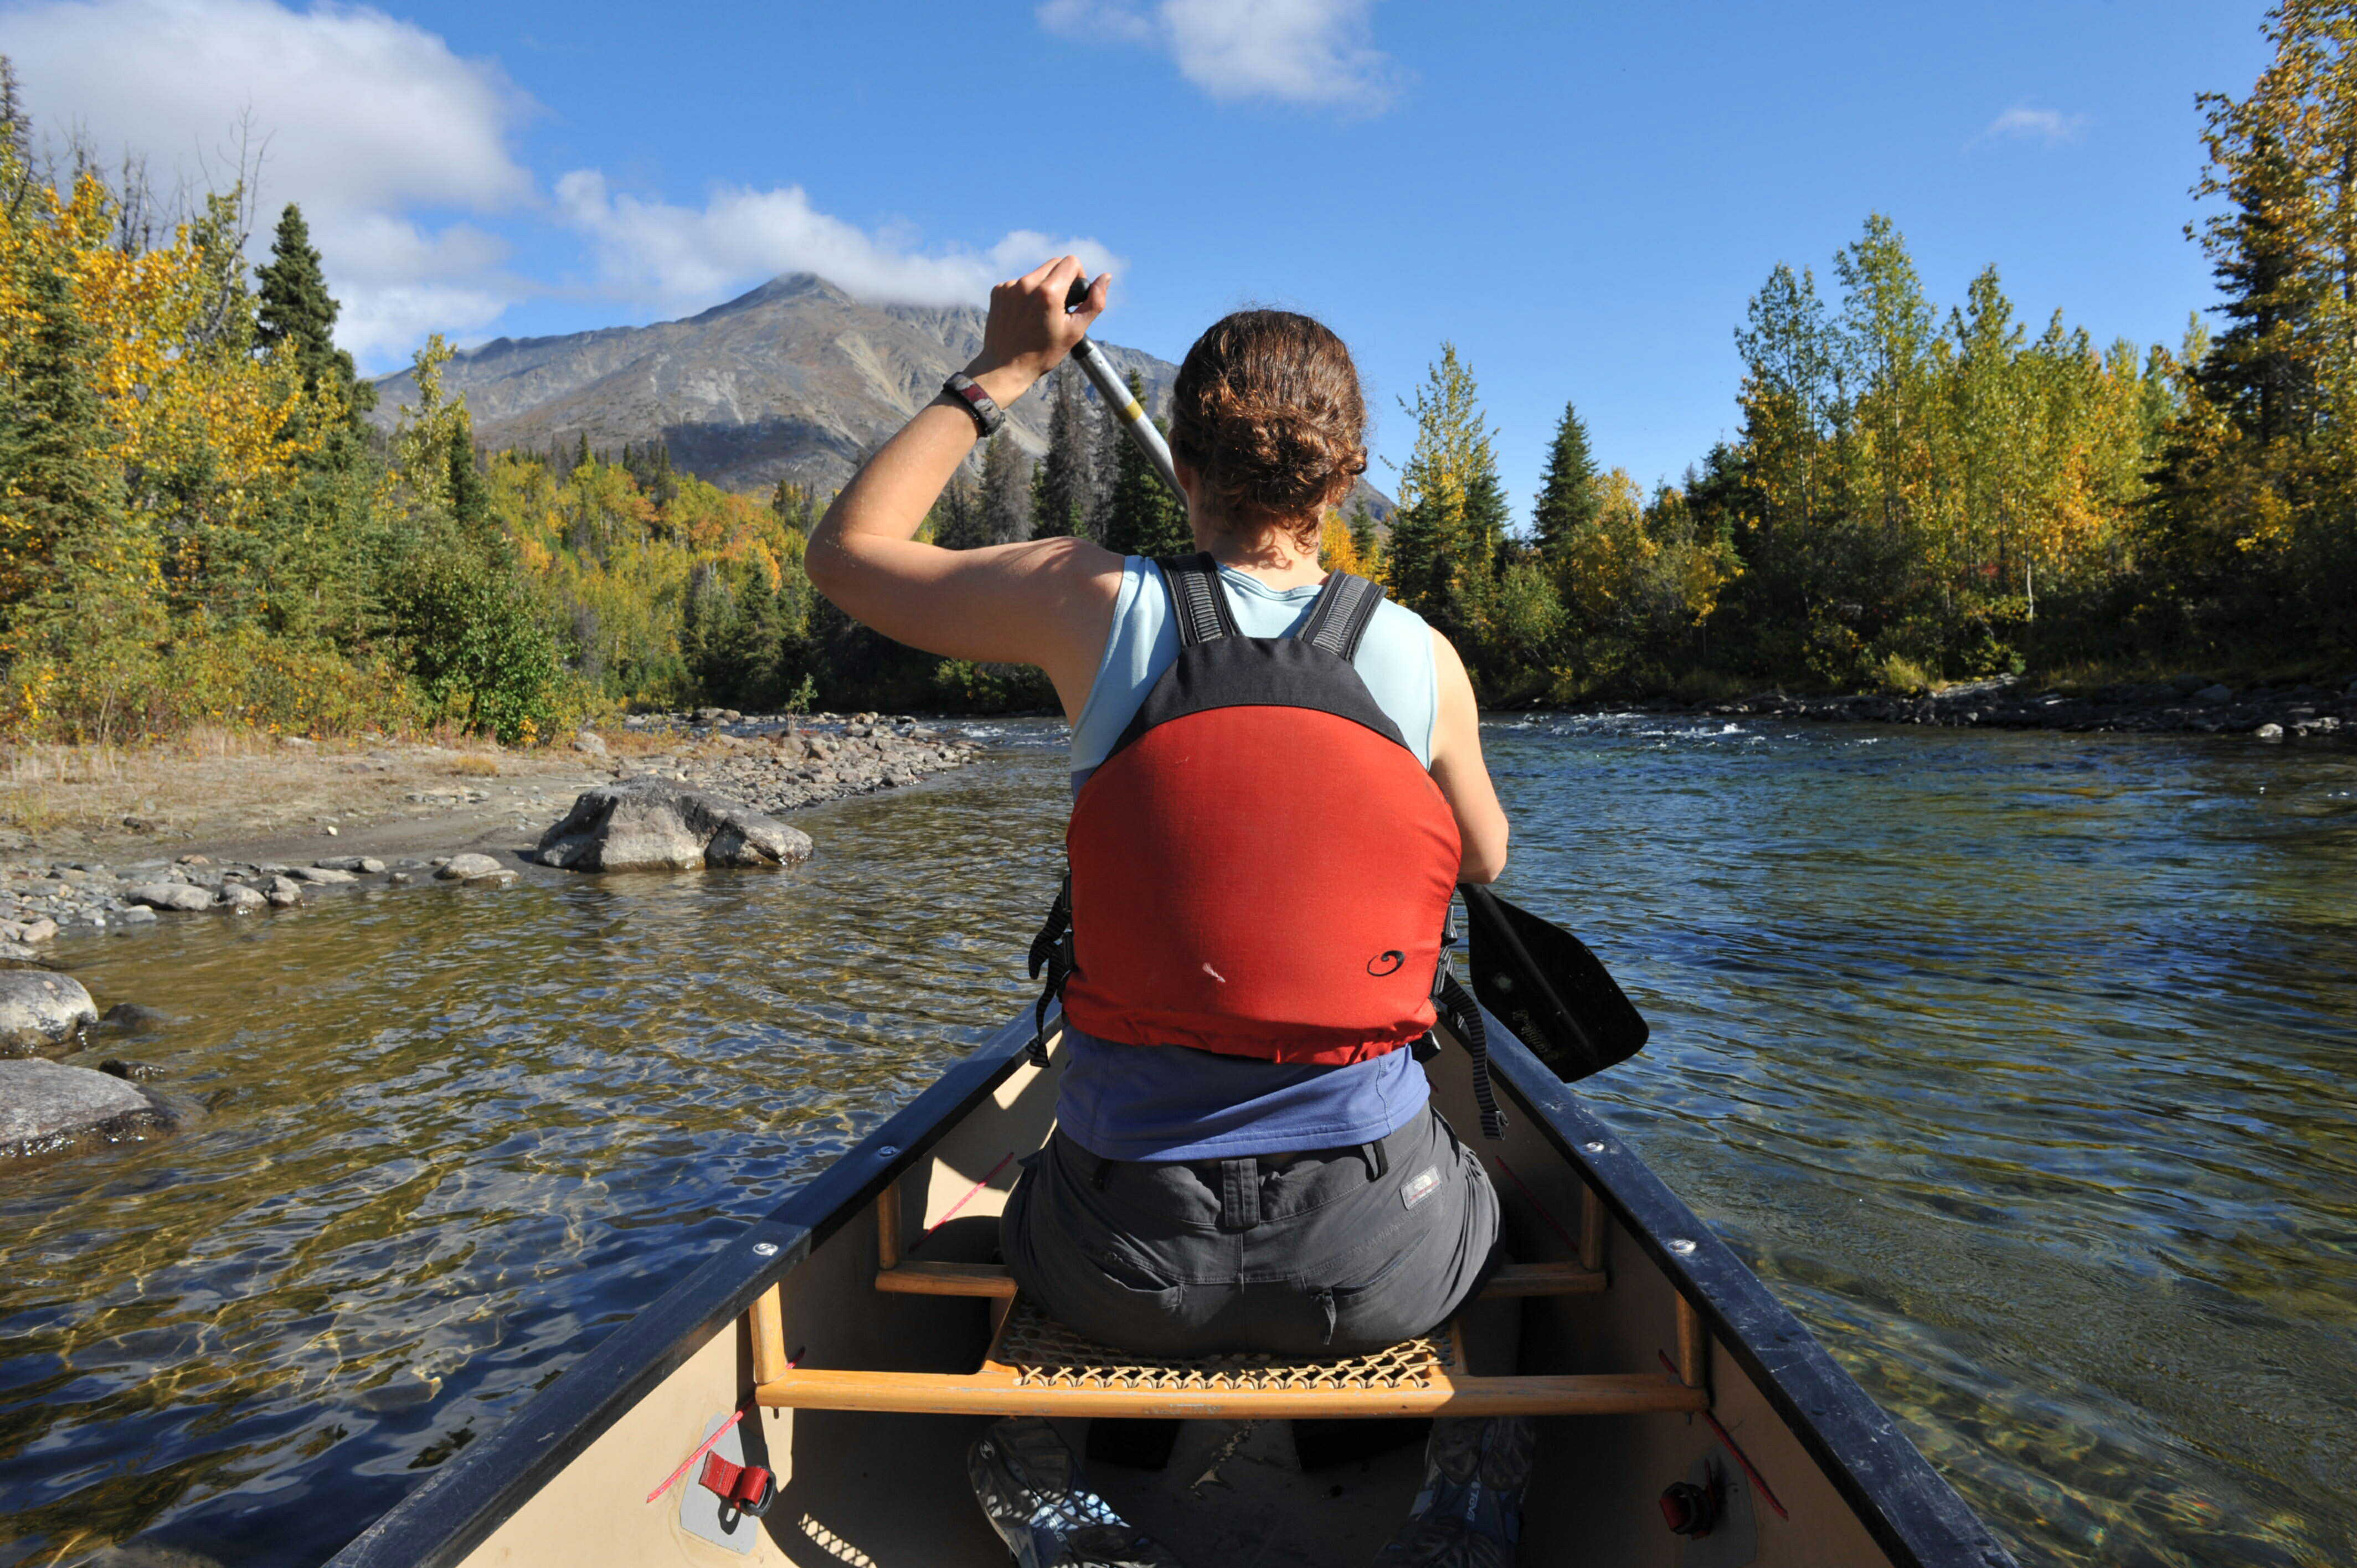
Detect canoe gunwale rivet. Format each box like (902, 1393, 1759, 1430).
(1583, 1141, 1606, 1153)
(1668, 1238, 1697, 1255)
(752, 1241, 779, 1257)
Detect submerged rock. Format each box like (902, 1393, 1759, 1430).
(0, 971, 98, 1055)
(533, 779, 815, 871)
(99, 1058, 165, 1082)
(0, 1059, 172, 1156)
(104, 1002, 175, 1033)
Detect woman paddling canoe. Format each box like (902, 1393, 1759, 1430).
(806, 255, 1521, 1562)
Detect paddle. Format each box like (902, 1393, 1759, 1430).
(1059, 272, 1650, 1086)
(1062, 280, 1183, 494)
(1457, 884, 1649, 1083)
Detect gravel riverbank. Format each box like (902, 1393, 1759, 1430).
(0, 711, 986, 937)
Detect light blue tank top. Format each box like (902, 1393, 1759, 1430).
(1056, 556, 1440, 1162)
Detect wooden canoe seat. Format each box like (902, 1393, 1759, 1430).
(754, 1293, 1707, 1419)
(742, 1159, 1711, 1420)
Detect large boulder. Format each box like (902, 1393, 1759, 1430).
(533, 779, 815, 871)
(1, 1059, 172, 1157)
(0, 971, 99, 1056)
(127, 883, 214, 912)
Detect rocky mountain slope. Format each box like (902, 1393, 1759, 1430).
(370, 274, 1394, 517)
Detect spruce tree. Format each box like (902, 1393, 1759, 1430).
(980, 430, 1031, 544)
(1464, 462, 1510, 575)
(255, 203, 373, 420)
(1, 55, 33, 215)
(1347, 499, 1380, 574)
(1029, 364, 1093, 538)
(1097, 373, 1191, 559)
(2195, 131, 2315, 443)
(0, 258, 125, 586)
(1532, 399, 1601, 555)
(448, 412, 491, 537)
(933, 473, 987, 549)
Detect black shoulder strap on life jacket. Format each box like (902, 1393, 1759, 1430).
(1296, 571, 1385, 659)
(1156, 553, 1239, 646)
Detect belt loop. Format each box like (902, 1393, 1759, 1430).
(1217, 1157, 1260, 1231)
(1359, 1138, 1389, 1182)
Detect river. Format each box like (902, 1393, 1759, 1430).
(1, 716, 2351, 1567)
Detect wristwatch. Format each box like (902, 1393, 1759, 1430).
(942, 373, 1006, 439)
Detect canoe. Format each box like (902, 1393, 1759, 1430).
(327, 1008, 2019, 1568)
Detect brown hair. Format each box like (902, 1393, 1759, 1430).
(1167, 309, 1367, 546)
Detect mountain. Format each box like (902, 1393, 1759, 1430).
(370, 274, 1395, 518)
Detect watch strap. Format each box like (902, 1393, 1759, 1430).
(943, 373, 1005, 439)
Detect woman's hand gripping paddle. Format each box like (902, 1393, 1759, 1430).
(1458, 884, 1649, 1084)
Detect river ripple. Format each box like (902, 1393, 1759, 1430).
(0, 716, 2351, 1567)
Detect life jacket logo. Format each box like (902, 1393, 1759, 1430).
(1366, 950, 1405, 977)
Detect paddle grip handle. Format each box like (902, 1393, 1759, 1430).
(1061, 272, 1182, 501)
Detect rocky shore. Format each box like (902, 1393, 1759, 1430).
(0, 711, 985, 931)
(1683, 673, 2357, 739)
(613, 709, 987, 815)
(0, 710, 987, 1159)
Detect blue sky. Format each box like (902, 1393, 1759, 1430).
(3, 0, 2273, 514)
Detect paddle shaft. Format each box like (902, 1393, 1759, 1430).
(1064, 276, 1183, 498)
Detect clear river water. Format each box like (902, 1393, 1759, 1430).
(1, 715, 2351, 1568)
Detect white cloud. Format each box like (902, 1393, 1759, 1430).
(1980, 106, 2088, 146)
(1, 0, 532, 361)
(1039, 0, 1399, 111)
(554, 169, 1123, 313)
(3, 0, 1128, 363)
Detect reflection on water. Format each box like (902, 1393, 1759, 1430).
(1, 718, 2351, 1567)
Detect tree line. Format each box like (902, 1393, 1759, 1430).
(2, 6, 2348, 747)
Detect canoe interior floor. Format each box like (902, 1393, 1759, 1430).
(1071, 1415, 1429, 1567)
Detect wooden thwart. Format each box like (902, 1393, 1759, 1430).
(872, 1257, 1603, 1301)
(755, 1365, 1708, 1419)
(756, 1299, 1708, 1420)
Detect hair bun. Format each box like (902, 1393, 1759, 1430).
(1169, 311, 1367, 542)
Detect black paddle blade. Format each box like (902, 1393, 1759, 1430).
(1460, 884, 1649, 1083)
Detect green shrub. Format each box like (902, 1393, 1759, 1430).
(391, 545, 560, 744)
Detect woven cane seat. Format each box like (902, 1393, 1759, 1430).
(989, 1297, 1455, 1394)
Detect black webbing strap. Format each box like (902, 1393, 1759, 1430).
(1155, 553, 1238, 646)
(1025, 873, 1073, 1065)
(1296, 571, 1386, 659)
(1433, 949, 1506, 1139)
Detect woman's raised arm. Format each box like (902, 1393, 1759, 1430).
(804, 256, 1125, 721)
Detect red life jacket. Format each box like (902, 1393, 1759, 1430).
(1059, 555, 1462, 1066)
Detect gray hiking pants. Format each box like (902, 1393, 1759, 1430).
(1001, 1105, 1501, 1358)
